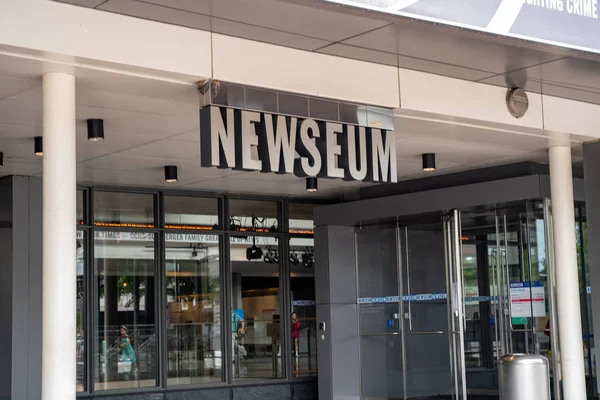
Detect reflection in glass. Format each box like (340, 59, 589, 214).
(164, 196, 220, 230)
(94, 191, 155, 228)
(290, 237, 317, 378)
(230, 236, 282, 380)
(77, 189, 85, 225)
(288, 203, 316, 235)
(94, 232, 157, 390)
(229, 199, 278, 233)
(77, 230, 85, 391)
(165, 235, 222, 385)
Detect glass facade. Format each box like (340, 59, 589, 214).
(75, 188, 320, 395)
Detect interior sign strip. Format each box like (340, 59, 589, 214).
(200, 105, 398, 183)
(358, 294, 496, 303)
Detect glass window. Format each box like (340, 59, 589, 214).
(229, 199, 278, 233)
(77, 230, 86, 391)
(164, 196, 220, 230)
(230, 235, 282, 380)
(165, 233, 222, 385)
(290, 236, 317, 378)
(288, 203, 315, 235)
(77, 189, 85, 225)
(94, 191, 155, 228)
(94, 231, 157, 390)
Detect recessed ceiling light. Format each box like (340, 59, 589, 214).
(422, 153, 436, 172)
(164, 165, 178, 183)
(87, 119, 105, 141)
(34, 136, 43, 156)
(306, 177, 318, 192)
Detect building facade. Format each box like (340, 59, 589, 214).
(2, 1, 600, 400)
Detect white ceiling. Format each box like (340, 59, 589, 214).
(0, 54, 584, 200)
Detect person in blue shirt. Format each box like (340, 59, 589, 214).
(232, 310, 247, 358)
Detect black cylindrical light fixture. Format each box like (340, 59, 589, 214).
(306, 177, 318, 192)
(0, 152, 3, 167)
(422, 153, 436, 172)
(164, 165, 178, 183)
(34, 136, 43, 156)
(87, 119, 105, 141)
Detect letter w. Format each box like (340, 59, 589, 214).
(261, 115, 297, 174)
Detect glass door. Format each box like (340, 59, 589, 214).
(357, 212, 466, 399)
(400, 220, 453, 398)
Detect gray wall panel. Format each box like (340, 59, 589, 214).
(540, 175, 586, 201)
(314, 226, 330, 306)
(326, 226, 357, 305)
(0, 178, 12, 400)
(583, 142, 600, 395)
(316, 304, 332, 400)
(330, 303, 360, 400)
(315, 176, 546, 227)
(28, 177, 43, 400)
(11, 176, 30, 400)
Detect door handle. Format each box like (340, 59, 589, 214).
(361, 332, 400, 337)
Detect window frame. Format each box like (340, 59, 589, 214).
(77, 186, 323, 395)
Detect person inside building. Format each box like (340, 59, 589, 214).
(291, 312, 301, 358)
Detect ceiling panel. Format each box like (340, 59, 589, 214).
(75, 106, 198, 139)
(211, 0, 390, 42)
(518, 57, 600, 92)
(211, 18, 330, 52)
(77, 87, 198, 117)
(0, 97, 43, 127)
(0, 122, 42, 139)
(343, 23, 565, 75)
(141, 0, 211, 15)
(0, 161, 43, 178)
(420, 125, 550, 151)
(121, 139, 200, 161)
(77, 166, 175, 188)
(317, 44, 398, 67)
(481, 73, 600, 106)
(477, 73, 543, 93)
(76, 132, 157, 161)
(77, 153, 194, 171)
(396, 136, 529, 165)
(169, 130, 200, 142)
(0, 137, 44, 164)
(99, 0, 211, 31)
(0, 76, 40, 101)
(54, 0, 106, 7)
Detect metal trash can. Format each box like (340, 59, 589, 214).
(499, 354, 551, 400)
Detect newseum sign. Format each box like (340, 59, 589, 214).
(200, 106, 397, 183)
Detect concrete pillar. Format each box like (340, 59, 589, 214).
(549, 144, 587, 399)
(582, 141, 600, 394)
(42, 73, 77, 400)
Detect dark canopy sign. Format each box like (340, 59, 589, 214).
(326, 0, 600, 55)
(200, 106, 398, 183)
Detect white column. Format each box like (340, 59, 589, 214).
(549, 144, 587, 399)
(42, 72, 77, 400)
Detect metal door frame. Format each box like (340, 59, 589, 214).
(445, 210, 468, 400)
